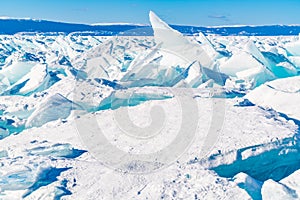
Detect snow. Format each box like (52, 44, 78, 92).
(0, 11, 299, 199)
(0, 16, 33, 20)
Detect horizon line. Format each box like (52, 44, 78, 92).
(1, 16, 300, 28)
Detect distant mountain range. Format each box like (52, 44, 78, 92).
(1, 18, 300, 36)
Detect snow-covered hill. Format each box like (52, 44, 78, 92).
(0, 11, 299, 199)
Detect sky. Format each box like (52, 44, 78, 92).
(1, 0, 300, 26)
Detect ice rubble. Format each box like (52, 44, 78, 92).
(0, 13, 298, 93)
(109, 13, 210, 88)
(122, 11, 298, 89)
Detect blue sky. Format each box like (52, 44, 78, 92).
(1, 0, 300, 26)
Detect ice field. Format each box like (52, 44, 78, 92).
(0, 11, 299, 199)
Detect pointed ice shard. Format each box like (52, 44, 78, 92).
(197, 32, 220, 59)
(245, 40, 270, 67)
(149, 11, 216, 69)
(149, 11, 190, 49)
